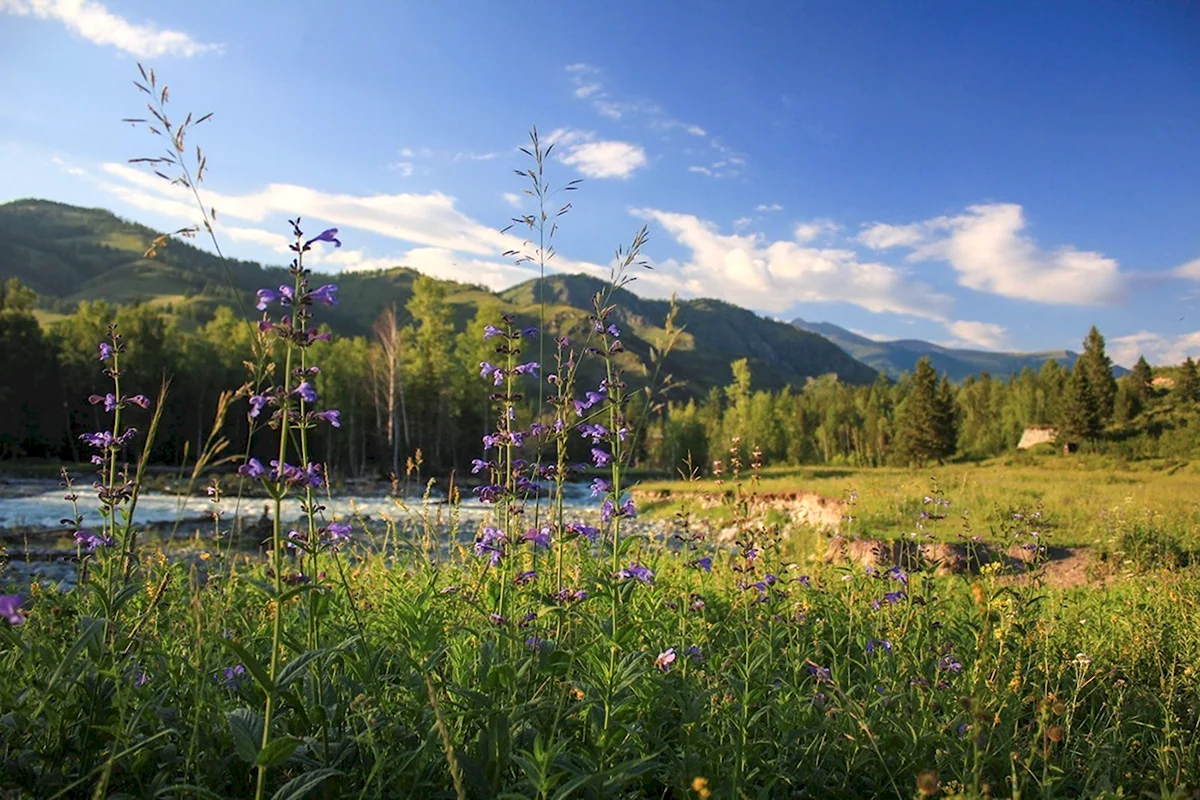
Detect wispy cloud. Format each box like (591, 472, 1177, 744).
(944, 320, 1010, 350)
(1, 0, 221, 57)
(1172, 257, 1200, 280)
(387, 162, 415, 177)
(756, 203, 783, 213)
(501, 192, 523, 208)
(633, 208, 953, 319)
(793, 219, 840, 244)
(1110, 330, 1200, 368)
(859, 203, 1125, 306)
(547, 129, 647, 179)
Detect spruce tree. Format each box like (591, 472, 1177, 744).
(935, 374, 958, 461)
(1058, 365, 1101, 444)
(1176, 357, 1200, 404)
(893, 357, 941, 466)
(1129, 356, 1153, 400)
(1078, 326, 1117, 425)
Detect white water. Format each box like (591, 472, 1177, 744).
(0, 483, 600, 530)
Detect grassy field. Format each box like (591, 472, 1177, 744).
(635, 453, 1200, 554)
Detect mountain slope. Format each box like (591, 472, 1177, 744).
(0, 198, 878, 396)
(791, 318, 1093, 381)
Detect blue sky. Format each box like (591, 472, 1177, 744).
(2, 0, 1198, 365)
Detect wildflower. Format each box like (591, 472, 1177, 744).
(620, 497, 636, 518)
(294, 381, 317, 404)
(654, 648, 677, 671)
(686, 645, 703, 663)
(692, 777, 712, 800)
(796, 575, 811, 588)
(470, 458, 491, 474)
(0, 595, 24, 626)
(474, 484, 505, 504)
(237, 457, 266, 478)
(255, 288, 282, 311)
(474, 526, 506, 565)
(522, 525, 552, 550)
(514, 570, 538, 586)
(285, 530, 305, 550)
(525, 636, 544, 650)
(578, 422, 609, 442)
(74, 529, 114, 552)
(98, 342, 113, 360)
(483, 325, 504, 339)
(590, 477, 611, 497)
(688, 556, 713, 572)
(617, 563, 655, 584)
(808, 664, 832, 683)
(325, 521, 352, 547)
(916, 770, 939, 796)
(522, 326, 539, 338)
(690, 596, 706, 612)
(221, 665, 246, 687)
(88, 393, 117, 411)
(309, 284, 338, 306)
(479, 361, 497, 380)
(885, 565, 909, 586)
(937, 655, 963, 673)
(80, 431, 114, 449)
(606, 323, 621, 338)
(512, 362, 540, 377)
(489, 613, 507, 626)
(127, 394, 150, 409)
(565, 521, 599, 542)
(304, 228, 342, 248)
(1073, 652, 1092, 668)
(133, 671, 150, 688)
(601, 498, 616, 523)
(315, 409, 341, 428)
(866, 639, 893, 656)
(591, 448, 612, 467)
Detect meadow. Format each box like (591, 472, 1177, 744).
(2, 67, 1200, 800)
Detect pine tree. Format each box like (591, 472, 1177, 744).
(1078, 326, 1117, 425)
(1176, 357, 1200, 405)
(1058, 365, 1101, 444)
(1129, 356, 1153, 401)
(893, 357, 942, 466)
(935, 375, 958, 461)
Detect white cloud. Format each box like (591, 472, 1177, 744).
(453, 151, 499, 162)
(1173, 257, 1200, 279)
(861, 203, 1125, 306)
(756, 203, 783, 213)
(501, 192, 523, 208)
(223, 226, 292, 253)
(856, 221, 929, 250)
(388, 161, 414, 177)
(547, 129, 647, 179)
(687, 165, 712, 176)
(793, 219, 839, 244)
(634, 208, 953, 320)
(945, 320, 1010, 350)
(99, 161, 519, 257)
(1, 0, 221, 57)
(685, 125, 707, 137)
(574, 83, 603, 99)
(1110, 330, 1200, 368)
(50, 155, 85, 176)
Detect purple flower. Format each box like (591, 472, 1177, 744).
(590, 477, 611, 498)
(479, 362, 497, 379)
(885, 565, 908, 585)
(525, 636, 544, 650)
(867, 639, 893, 656)
(98, 342, 113, 361)
(808, 664, 832, 683)
(686, 645, 703, 663)
(305, 228, 342, 248)
(474, 484, 505, 503)
(797, 575, 812, 588)
(514, 570, 538, 586)
(617, 563, 655, 584)
(127, 395, 150, 409)
(688, 556, 713, 572)
(309, 284, 338, 306)
(601, 498, 616, 524)
(470, 458, 492, 474)
(938, 655, 963, 673)
(474, 525, 506, 565)
(133, 671, 150, 688)
(591, 448, 612, 467)
(620, 497, 636, 518)
(483, 325, 504, 339)
(325, 521, 352, 548)
(316, 409, 341, 428)
(655, 648, 676, 671)
(522, 327, 539, 338)
(566, 521, 599, 542)
(248, 394, 269, 419)
(606, 323, 621, 338)
(88, 393, 117, 412)
(221, 665, 246, 687)
(523, 525, 552, 550)
(512, 362, 540, 377)
(0, 595, 24, 626)
(294, 381, 317, 404)
(74, 529, 114, 552)
(237, 457, 266, 479)
(255, 288, 280, 311)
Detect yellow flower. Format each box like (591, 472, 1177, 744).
(691, 777, 711, 799)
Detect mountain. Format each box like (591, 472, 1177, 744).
(791, 318, 1089, 381)
(0, 198, 877, 395)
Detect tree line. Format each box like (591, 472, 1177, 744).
(2, 276, 1198, 477)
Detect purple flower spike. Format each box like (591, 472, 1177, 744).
(255, 288, 280, 311)
(689, 556, 713, 572)
(237, 457, 266, 478)
(74, 530, 114, 552)
(483, 325, 504, 339)
(309, 284, 339, 306)
(590, 477, 611, 497)
(305, 228, 342, 248)
(512, 362, 540, 378)
(617, 563, 655, 584)
(523, 525, 552, 550)
(294, 381, 317, 404)
(591, 448, 612, 467)
(620, 497, 636, 518)
(98, 342, 113, 361)
(248, 394, 269, 419)
(0, 594, 25, 626)
(515, 570, 538, 586)
(316, 409, 341, 428)
(566, 521, 599, 542)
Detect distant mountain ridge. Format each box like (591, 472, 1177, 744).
(791, 318, 1100, 381)
(0, 198, 878, 395)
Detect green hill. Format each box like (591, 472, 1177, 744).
(0, 198, 877, 396)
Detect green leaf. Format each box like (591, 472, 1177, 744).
(255, 735, 301, 767)
(226, 707, 264, 765)
(269, 768, 343, 800)
(276, 649, 324, 691)
(218, 638, 275, 695)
